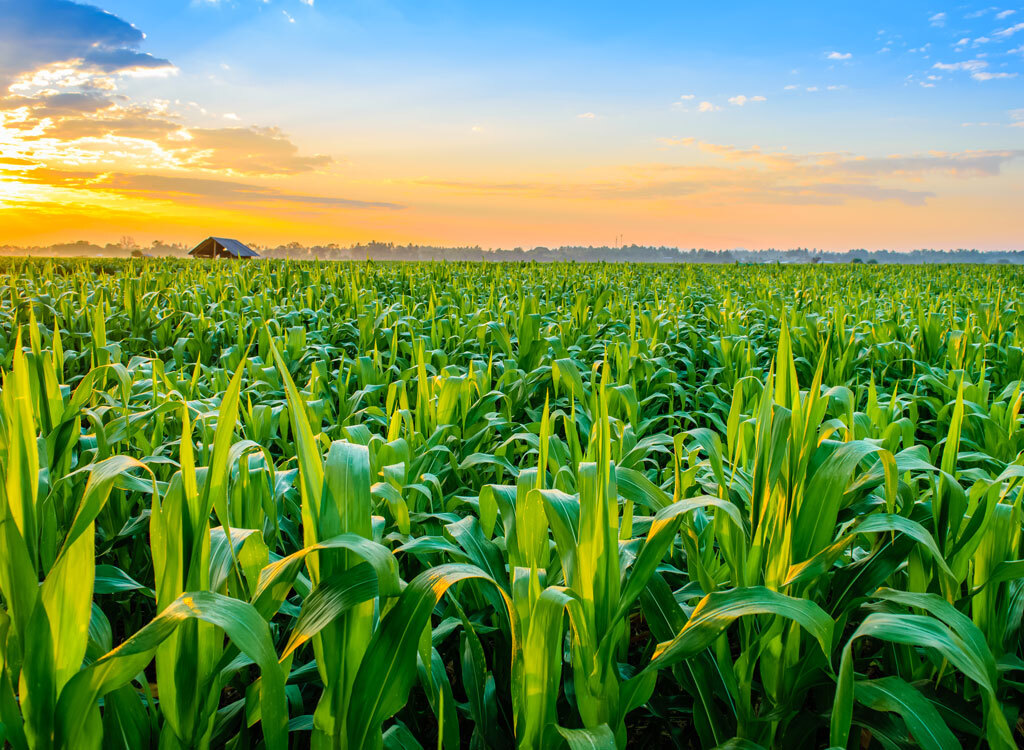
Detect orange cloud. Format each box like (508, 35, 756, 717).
(407, 139, 1022, 208)
(0, 0, 386, 235)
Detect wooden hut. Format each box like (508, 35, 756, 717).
(188, 237, 260, 259)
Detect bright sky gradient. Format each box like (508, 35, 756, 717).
(1, 0, 1022, 250)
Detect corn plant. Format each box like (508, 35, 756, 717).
(0, 257, 1020, 749)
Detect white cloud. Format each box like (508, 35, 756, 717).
(806, 86, 819, 91)
(680, 94, 695, 100)
(827, 51, 852, 60)
(656, 136, 696, 146)
(223, 112, 239, 120)
(0, 1, 176, 90)
(697, 101, 720, 112)
(975, 36, 991, 43)
(933, 59, 988, 71)
(470, 124, 483, 132)
(727, 94, 766, 106)
(996, 9, 1016, 19)
(995, 21, 1024, 36)
(929, 12, 947, 26)
(577, 112, 597, 119)
(783, 84, 799, 90)
(282, 10, 295, 23)
(1010, 45, 1024, 53)
(955, 37, 970, 46)
(972, 71, 1018, 79)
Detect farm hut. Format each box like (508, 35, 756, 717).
(188, 237, 260, 259)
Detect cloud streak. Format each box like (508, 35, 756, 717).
(414, 140, 1023, 209)
(930, 58, 1016, 81)
(995, 21, 1024, 37)
(3, 164, 403, 209)
(933, 59, 988, 71)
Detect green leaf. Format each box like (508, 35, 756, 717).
(831, 611, 1014, 750)
(345, 564, 519, 750)
(649, 586, 833, 671)
(61, 456, 154, 558)
(784, 514, 953, 586)
(854, 677, 959, 750)
(94, 565, 153, 597)
(554, 724, 616, 750)
(280, 562, 380, 660)
(252, 533, 400, 619)
(56, 592, 288, 750)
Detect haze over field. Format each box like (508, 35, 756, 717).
(1, 0, 1022, 250)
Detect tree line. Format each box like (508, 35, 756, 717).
(2, 239, 1021, 264)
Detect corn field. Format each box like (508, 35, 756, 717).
(0, 257, 1022, 749)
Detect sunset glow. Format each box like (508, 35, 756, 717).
(1, 0, 1022, 250)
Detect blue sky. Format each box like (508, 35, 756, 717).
(100, 0, 1023, 139)
(1, 0, 1022, 248)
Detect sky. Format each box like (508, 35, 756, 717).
(0, 0, 1022, 251)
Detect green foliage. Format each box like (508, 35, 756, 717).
(0, 257, 1022, 749)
